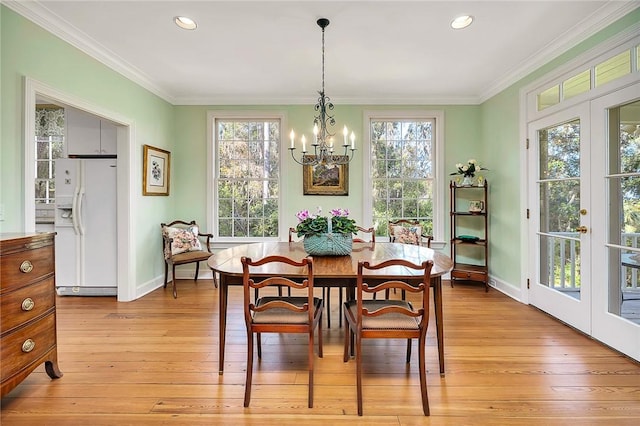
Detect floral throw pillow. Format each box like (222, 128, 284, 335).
(393, 225, 422, 245)
(163, 225, 202, 258)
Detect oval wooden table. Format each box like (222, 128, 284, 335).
(207, 241, 453, 375)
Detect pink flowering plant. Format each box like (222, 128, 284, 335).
(295, 207, 358, 237)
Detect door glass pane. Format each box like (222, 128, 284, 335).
(538, 119, 582, 299)
(538, 120, 580, 179)
(608, 101, 640, 323)
(539, 234, 582, 298)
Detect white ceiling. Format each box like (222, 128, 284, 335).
(7, 1, 639, 105)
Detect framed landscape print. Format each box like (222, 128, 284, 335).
(302, 155, 349, 195)
(143, 144, 170, 196)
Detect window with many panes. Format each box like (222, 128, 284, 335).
(35, 106, 65, 204)
(368, 115, 439, 238)
(212, 115, 281, 240)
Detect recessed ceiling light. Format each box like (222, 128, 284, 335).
(174, 16, 197, 30)
(451, 15, 473, 30)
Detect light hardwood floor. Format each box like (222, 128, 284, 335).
(2, 279, 639, 425)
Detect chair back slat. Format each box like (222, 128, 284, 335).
(362, 304, 423, 318)
(353, 226, 376, 243)
(251, 299, 309, 313)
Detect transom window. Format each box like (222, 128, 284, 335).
(368, 117, 437, 238)
(536, 41, 639, 111)
(212, 116, 281, 240)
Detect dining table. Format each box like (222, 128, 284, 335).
(207, 241, 453, 375)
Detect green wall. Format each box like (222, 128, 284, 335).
(2, 4, 638, 299)
(0, 6, 175, 291)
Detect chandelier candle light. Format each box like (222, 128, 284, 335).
(289, 18, 356, 166)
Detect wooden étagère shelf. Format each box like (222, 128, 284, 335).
(449, 179, 489, 291)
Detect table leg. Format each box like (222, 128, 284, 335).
(432, 276, 445, 375)
(218, 274, 228, 375)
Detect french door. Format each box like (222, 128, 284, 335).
(528, 104, 591, 334)
(528, 84, 640, 360)
(590, 83, 640, 360)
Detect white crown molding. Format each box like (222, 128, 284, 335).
(3, 0, 177, 104)
(175, 95, 481, 106)
(478, 1, 640, 103)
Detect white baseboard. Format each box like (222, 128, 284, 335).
(488, 275, 523, 302)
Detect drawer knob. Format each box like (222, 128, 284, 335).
(22, 339, 36, 353)
(20, 260, 34, 273)
(21, 298, 35, 311)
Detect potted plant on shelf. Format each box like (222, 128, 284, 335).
(451, 159, 489, 186)
(295, 207, 358, 255)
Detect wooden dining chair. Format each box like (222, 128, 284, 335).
(241, 255, 324, 408)
(161, 220, 215, 298)
(326, 225, 376, 328)
(343, 258, 434, 416)
(388, 219, 433, 247)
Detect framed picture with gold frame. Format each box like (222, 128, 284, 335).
(143, 144, 170, 196)
(302, 155, 349, 195)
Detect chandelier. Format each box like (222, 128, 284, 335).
(289, 18, 356, 166)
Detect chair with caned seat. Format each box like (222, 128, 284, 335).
(241, 255, 324, 408)
(161, 220, 215, 298)
(343, 258, 434, 416)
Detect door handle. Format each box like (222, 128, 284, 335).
(576, 226, 588, 233)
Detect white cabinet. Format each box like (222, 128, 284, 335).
(99, 119, 117, 155)
(66, 107, 116, 156)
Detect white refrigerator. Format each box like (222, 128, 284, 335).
(54, 158, 117, 296)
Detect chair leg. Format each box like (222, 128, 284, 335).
(257, 333, 262, 359)
(325, 287, 332, 328)
(244, 331, 254, 407)
(163, 262, 169, 288)
(338, 287, 343, 327)
(418, 334, 430, 416)
(318, 308, 324, 358)
(343, 315, 351, 362)
(308, 330, 314, 408)
(172, 265, 177, 298)
(356, 333, 363, 416)
(194, 261, 200, 280)
(406, 338, 412, 363)
(212, 271, 218, 288)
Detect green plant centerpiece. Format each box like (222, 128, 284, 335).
(296, 207, 357, 256)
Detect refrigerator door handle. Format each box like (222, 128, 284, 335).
(77, 186, 86, 236)
(71, 188, 80, 235)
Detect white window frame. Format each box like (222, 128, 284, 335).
(363, 110, 445, 247)
(207, 110, 286, 247)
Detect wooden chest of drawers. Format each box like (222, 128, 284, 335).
(1, 232, 62, 397)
